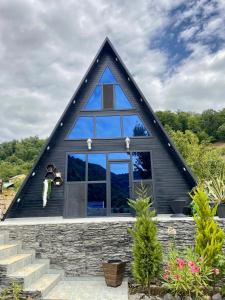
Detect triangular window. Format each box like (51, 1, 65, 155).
(115, 85, 132, 109)
(84, 86, 102, 110)
(99, 67, 118, 84)
(67, 117, 94, 139)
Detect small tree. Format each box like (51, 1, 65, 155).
(128, 184, 162, 294)
(191, 186, 225, 266)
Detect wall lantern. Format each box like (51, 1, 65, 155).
(53, 172, 63, 186)
(87, 138, 92, 150)
(125, 137, 130, 150)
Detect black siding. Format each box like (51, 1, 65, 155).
(7, 41, 195, 218)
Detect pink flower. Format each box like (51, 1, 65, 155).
(190, 266, 200, 273)
(188, 261, 196, 268)
(174, 274, 181, 281)
(188, 261, 200, 273)
(163, 273, 169, 280)
(213, 268, 220, 275)
(176, 258, 186, 269)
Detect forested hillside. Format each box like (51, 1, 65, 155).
(0, 136, 45, 181)
(0, 109, 224, 185)
(156, 108, 225, 142)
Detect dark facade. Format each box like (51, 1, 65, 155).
(5, 38, 196, 219)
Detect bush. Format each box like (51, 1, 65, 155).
(191, 186, 225, 266)
(163, 247, 212, 298)
(128, 184, 162, 294)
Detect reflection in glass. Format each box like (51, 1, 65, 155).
(108, 152, 130, 160)
(96, 116, 121, 138)
(88, 154, 106, 181)
(84, 86, 102, 110)
(110, 163, 130, 213)
(67, 117, 94, 139)
(123, 115, 150, 137)
(115, 85, 132, 109)
(99, 67, 117, 84)
(87, 183, 106, 216)
(132, 152, 152, 180)
(67, 154, 86, 181)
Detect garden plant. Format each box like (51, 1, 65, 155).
(128, 184, 162, 296)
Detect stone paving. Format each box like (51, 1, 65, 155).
(44, 277, 128, 300)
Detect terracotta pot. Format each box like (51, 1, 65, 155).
(102, 259, 126, 287)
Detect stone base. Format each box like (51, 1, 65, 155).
(0, 216, 224, 277)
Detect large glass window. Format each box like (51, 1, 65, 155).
(99, 67, 117, 84)
(68, 117, 94, 139)
(67, 154, 86, 181)
(123, 115, 150, 137)
(132, 152, 152, 180)
(115, 85, 132, 109)
(67, 115, 150, 139)
(84, 86, 102, 110)
(87, 183, 106, 216)
(88, 154, 106, 181)
(96, 116, 121, 138)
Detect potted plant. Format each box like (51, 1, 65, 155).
(205, 172, 225, 218)
(102, 259, 126, 287)
(170, 197, 187, 216)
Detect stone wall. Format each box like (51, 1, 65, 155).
(0, 218, 224, 277)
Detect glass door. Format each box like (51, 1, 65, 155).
(109, 161, 131, 214)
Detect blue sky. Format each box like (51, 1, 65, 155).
(151, 1, 224, 68)
(0, 0, 225, 141)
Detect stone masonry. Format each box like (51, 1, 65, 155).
(0, 217, 224, 277)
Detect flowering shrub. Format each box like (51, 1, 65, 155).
(163, 247, 212, 298)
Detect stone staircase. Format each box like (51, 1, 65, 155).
(0, 231, 128, 300)
(0, 231, 64, 299)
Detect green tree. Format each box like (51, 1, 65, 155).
(168, 129, 225, 182)
(191, 186, 224, 266)
(128, 185, 162, 294)
(217, 123, 225, 141)
(0, 136, 45, 181)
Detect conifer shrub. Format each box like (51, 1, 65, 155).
(191, 186, 225, 266)
(128, 185, 162, 293)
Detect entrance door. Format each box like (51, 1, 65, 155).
(109, 162, 131, 214)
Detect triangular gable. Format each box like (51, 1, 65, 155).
(4, 37, 196, 219)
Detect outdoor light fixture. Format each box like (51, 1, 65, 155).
(87, 138, 92, 150)
(125, 137, 130, 150)
(53, 172, 63, 186)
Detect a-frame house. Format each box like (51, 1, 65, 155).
(5, 38, 196, 219)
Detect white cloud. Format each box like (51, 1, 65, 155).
(0, 0, 224, 142)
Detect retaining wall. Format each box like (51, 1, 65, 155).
(0, 217, 222, 277)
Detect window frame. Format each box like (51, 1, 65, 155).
(82, 65, 134, 112)
(65, 113, 152, 141)
(65, 150, 155, 216)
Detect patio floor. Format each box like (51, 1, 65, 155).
(44, 277, 128, 300)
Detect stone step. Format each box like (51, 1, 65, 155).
(25, 273, 62, 297)
(0, 243, 22, 259)
(0, 232, 9, 244)
(0, 252, 35, 274)
(9, 259, 50, 289)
